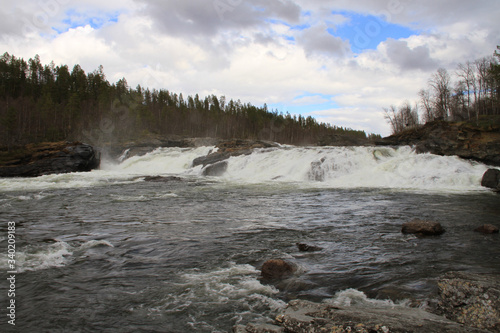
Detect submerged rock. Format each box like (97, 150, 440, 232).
(261, 259, 297, 280)
(143, 176, 183, 182)
(481, 169, 500, 191)
(401, 219, 445, 236)
(0, 142, 100, 177)
(474, 224, 500, 234)
(296, 243, 323, 252)
(433, 272, 500, 332)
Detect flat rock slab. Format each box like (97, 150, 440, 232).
(273, 300, 491, 333)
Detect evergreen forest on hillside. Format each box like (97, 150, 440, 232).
(0, 53, 371, 148)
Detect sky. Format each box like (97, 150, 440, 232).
(1, 0, 499, 136)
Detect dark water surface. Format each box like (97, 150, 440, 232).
(1, 179, 499, 332)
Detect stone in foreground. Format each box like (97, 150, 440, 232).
(274, 299, 490, 333)
(433, 272, 500, 332)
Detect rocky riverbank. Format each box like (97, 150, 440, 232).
(380, 120, 500, 167)
(235, 272, 500, 333)
(0, 141, 100, 177)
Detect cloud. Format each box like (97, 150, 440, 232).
(135, 0, 301, 38)
(384, 39, 438, 71)
(0, 0, 499, 137)
(296, 23, 351, 58)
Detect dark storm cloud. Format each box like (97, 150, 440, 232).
(385, 39, 438, 71)
(134, 0, 301, 37)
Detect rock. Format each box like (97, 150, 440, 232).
(261, 259, 297, 280)
(233, 323, 284, 333)
(0, 142, 100, 177)
(474, 224, 500, 234)
(481, 169, 500, 191)
(433, 272, 500, 332)
(193, 151, 230, 168)
(380, 120, 500, 167)
(143, 176, 183, 182)
(193, 139, 279, 168)
(296, 243, 323, 252)
(401, 219, 445, 236)
(273, 299, 490, 333)
(202, 161, 228, 176)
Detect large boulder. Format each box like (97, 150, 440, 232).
(401, 219, 445, 236)
(0, 142, 100, 177)
(202, 161, 228, 176)
(261, 259, 297, 280)
(433, 272, 500, 332)
(481, 169, 500, 191)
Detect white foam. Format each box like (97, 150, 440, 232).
(179, 263, 280, 302)
(13, 241, 73, 273)
(326, 288, 410, 308)
(2, 239, 114, 273)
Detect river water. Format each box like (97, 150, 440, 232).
(1, 145, 499, 332)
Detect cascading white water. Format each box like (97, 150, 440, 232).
(0, 145, 492, 192)
(221, 146, 489, 191)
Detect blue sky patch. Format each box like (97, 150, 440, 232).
(330, 12, 416, 53)
(269, 93, 339, 117)
(54, 9, 120, 34)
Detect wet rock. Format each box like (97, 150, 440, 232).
(261, 259, 297, 280)
(481, 169, 500, 191)
(401, 219, 445, 236)
(233, 323, 284, 333)
(0, 142, 100, 177)
(433, 272, 500, 332)
(143, 176, 183, 182)
(474, 224, 500, 234)
(202, 161, 228, 177)
(193, 139, 279, 168)
(274, 299, 490, 333)
(296, 243, 323, 252)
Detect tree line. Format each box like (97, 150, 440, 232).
(0, 53, 370, 148)
(384, 46, 500, 134)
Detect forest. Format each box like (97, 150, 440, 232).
(0, 53, 371, 148)
(384, 46, 500, 134)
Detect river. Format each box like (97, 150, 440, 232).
(1, 145, 499, 332)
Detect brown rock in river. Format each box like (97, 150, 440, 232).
(401, 219, 445, 236)
(261, 259, 297, 280)
(474, 224, 500, 234)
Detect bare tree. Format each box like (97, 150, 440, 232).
(428, 68, 452, 120)
(384, 101, 419, 134)
(418, 89, 434, 122)
(456, 61, 475, 120)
